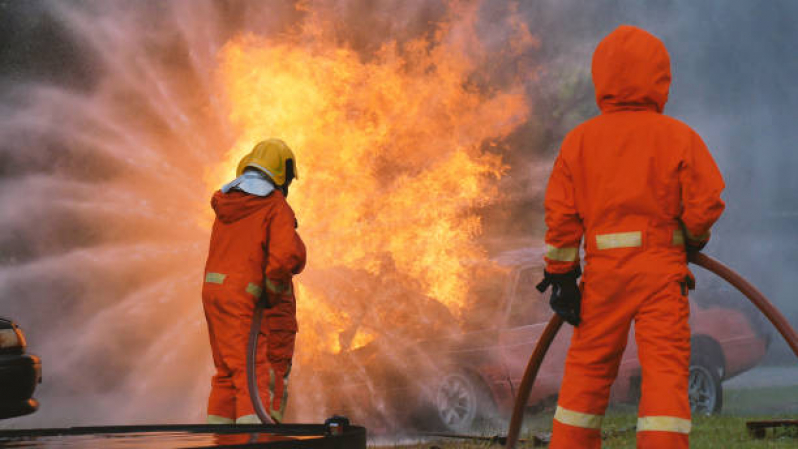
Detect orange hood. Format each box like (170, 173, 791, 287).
(211, 190, 279, 224)
(592, 25, 671, 113)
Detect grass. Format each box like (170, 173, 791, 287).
(375, 414, 797, 448)
(369, 384, 798, 448)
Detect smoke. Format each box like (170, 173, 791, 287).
(492, 0, 798, 360)
(0, 0, 537, 428)
(1, 0, 796, 431)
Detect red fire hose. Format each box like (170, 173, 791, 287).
(247, 299, 275, 424)
(505, 253, 798, 449)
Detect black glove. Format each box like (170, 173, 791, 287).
(536, 266, 582, 326)
(685, 239, 707, 259)
(681, 223, 709, 259)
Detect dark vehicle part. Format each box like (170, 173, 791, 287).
(433, 371, 495, 432)
(506, 253, 798, 449)
(247, 299, 275, 424)
(747, 419, 798, 439)
(0, 423, 367, 448)
(324, 415, 349, 436)
(689, 337, 724, 414)
(688, 364, 722, 415)
(0, 318, 41, 419)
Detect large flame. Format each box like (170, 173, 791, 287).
(205, 5, 532, 355)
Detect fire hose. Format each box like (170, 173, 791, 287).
(247, 298, 275, 424)
(505, 252, 798, 449)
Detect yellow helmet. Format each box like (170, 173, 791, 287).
(236, 138, 298, 187)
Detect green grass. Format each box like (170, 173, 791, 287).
(376, 415, 797, 448)
(723, 385, 798, 415)
(370, 384, 798, 448)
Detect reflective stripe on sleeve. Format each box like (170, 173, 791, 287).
(246, 283, 263, 297)
(685, 227, 710, 242)
(595, 231, 642, 250)
(205, 272, 226, 284)
(545, 244, 579, 262)
(554, 405, 604, 430)
(265, 278, 293, 295)
(637, 416, 691, 434)
(672, 229, 685, 246)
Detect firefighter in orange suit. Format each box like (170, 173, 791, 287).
(202, 139, 306, 424)
(539, 26, 725, 448)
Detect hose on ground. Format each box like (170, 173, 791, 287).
(505, 253, 798, 449)
(505, 314, 563, 449)
(247, 298, 275, 424)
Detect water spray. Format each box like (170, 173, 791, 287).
(505, 252, 798, 449)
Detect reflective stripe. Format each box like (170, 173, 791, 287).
(637, 416, 691, 434)
(246, 283, 263, 297)
(265, 278, 293, 295)
(595, 231, 642, 250)
(685, 227, 710, 242)
(554, 405, 603, 430)
(267, 368, 281, 423)
(545, 244, 579, 262)
(205, 272, 226, 284)
(207, 414, 234, 424)
(267, 364, 291, 424)
(673, 229, 685, 246)
(235, 414, 261, 424)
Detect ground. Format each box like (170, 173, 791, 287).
(369, 365, 798, 448)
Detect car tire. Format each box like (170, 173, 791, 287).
(689, 352, 723, 415)
(430, 371, 496, 433)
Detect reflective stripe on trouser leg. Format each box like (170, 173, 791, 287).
(635, 280, 691, 449)
(550, 274, 635, 449)
(552, 406, 603, 448)
(637, 416, 690, 448)
(267, 364, 292, 423)
(235, 414, 260, 424)
(207, 414, 234, 424)
(638, 416, 691, 434)
(203, 280, 237, 421)
(554, 406, 603, 429)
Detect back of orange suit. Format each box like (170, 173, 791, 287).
(544, 25, 725, 448)
(202, 188, 306, 424)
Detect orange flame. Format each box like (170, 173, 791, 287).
(206, 4, 533, 355)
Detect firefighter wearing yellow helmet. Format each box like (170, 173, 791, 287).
(202, 138, 306, 423)
(235, 138, 298, 196)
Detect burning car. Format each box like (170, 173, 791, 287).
(310, 248, 769, 432)
(0, 317, 41, 419)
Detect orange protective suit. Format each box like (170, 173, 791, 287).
(545, 25, 725, 448)
(202, 189, 306, 423)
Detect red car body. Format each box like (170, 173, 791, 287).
(310, 248, 769, 431)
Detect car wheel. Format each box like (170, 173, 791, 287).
(433, 372, 494, 433)
(688, 362, 722, 414)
